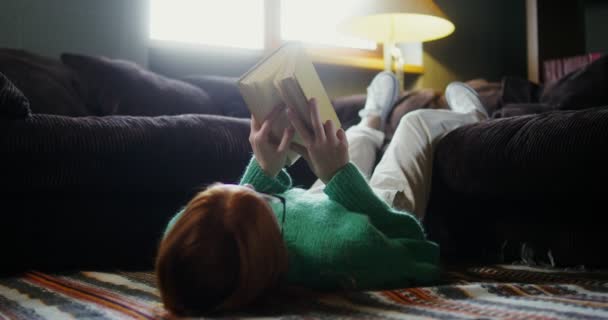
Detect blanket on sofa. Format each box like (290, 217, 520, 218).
(1, 265, 607, 319)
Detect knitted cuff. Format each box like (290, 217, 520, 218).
(240, 157, 292, 194)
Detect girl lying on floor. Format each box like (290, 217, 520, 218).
(155, 72, 488, 316)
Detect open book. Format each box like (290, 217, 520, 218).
(238, 43, 341, 166)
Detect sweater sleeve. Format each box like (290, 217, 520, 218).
(324, 163, 390, 213)
(324, 163, 425, 239)
(239, 157, 293, 194)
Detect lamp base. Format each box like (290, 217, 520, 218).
(383, 40, 395, 72)
(383, 41, 404, 92)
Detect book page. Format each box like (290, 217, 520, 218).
(277, 76, 312, 130)
(291, 48, 341, 128)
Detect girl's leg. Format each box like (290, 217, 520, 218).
(369, 109, 483, 219)
(345, 125, 385, 178)
(307, 122, 384, 192)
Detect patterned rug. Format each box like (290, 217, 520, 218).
(1, 265, 607, 319)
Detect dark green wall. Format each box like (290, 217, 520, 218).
(0, 0, 149, 65)
(585, 1, 608, 53)
(419, 0, 527, 89)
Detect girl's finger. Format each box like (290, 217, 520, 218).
(287, 108, 313, 145)
(309, 99, 326, 142)
(277, 127, 295, 153)
(251, 115, 261, 132)
(336, 128, 347, 143)
(336, 128, 348, 150)
(258, 116, 273, 139)
(324, 119, 336, 144)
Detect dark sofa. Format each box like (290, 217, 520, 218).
(2, 49, 608, 274)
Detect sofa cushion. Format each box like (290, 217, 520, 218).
(0, 49, 89, 116)
(492, 103, 552, 118)
(540, 54, 608, 110)
(61, 53, 219, 116)
(0, 72, 31, 118)
(181, 75, 250, 118)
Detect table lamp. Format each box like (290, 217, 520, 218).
(338, 0, 455, 72)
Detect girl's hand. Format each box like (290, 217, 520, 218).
(249, 105, 295, 177)
(287, 98, 349, 183)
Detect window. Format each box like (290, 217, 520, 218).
(150, 0, 265, 50)
(150, 0, 375, 52)
(280, 0, 376, 50)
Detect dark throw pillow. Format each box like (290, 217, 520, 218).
(501, 76, 542, 105)
(492, 102, 552, 118)
(0, 48, 88, 116)
(181, 75, 250, 118)
(0, 72, 31, 118)
(540, 54, 608, 110)
(61, 53, 219, 116)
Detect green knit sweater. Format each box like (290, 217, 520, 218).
(243, 157, 440, 290)
(165, 158, 440, 290)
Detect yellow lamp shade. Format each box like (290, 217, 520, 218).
(338, 0, 455, 43)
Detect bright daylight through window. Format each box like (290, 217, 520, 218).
(150, 0, 376, 51)
(150, 0, 265, 49)
(280, 0, 376, 50)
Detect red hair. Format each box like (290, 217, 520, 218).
(155, 184, 288, 316)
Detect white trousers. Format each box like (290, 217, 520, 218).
(308, 109, 482, 220)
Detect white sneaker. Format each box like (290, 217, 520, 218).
(445, 82, 489, 120)
(358, 71, 400, 131)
